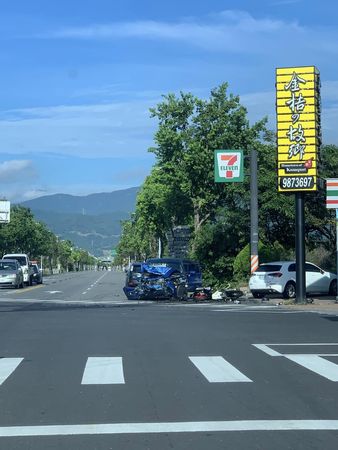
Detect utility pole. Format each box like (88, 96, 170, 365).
(250, 148, 259, 273)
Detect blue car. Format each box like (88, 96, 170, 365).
(146, 258, 202, 294)
(123, 258, 202, 300)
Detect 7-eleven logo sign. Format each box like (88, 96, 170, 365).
(214, 150, 244, 183)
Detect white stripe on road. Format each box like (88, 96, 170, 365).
(264, 343, 338, 346)
(252, 344, 282, 357)
(81, 357, 125, 385)
(0, 358, 23, 385)
(1, 420, 338, 437)
(189, 356, 252, 383)
(285, 354, 338, 381)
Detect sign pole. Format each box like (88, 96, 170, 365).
(295, 192, 306, 303)
(250, 148, 259, 273)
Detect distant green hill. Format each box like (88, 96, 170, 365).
(19, 187, 139, 256)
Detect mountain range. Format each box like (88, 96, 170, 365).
(20, 187, 139, 257)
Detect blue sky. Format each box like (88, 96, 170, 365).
(1, 0, 338, 202)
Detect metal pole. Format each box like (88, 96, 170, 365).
(295, 192, 306, 303)
(250, 148, 259, 273)
(336, 209, 338, 303)
(158, 237, 162, 258)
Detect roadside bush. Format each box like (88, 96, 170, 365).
(306, 247, 335, 272)
(233, 241, 292, 282)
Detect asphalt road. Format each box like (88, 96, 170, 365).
(0, 271, 338, 449)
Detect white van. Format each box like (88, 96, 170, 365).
(2, 254, 33, 286)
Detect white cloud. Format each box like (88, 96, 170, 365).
(0, 99, 157, 158)
(0, 160, 37, 182)
(38, 9, 338, 58)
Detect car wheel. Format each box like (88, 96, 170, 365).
(329, 279, 337, 296)
(283, 281, 296, 299)
(20, 280, 24, 288)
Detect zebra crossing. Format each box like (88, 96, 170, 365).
(1, 344, 338, 387)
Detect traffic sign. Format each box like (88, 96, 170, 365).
(214, 150, 244, 183)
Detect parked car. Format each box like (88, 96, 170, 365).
(2, 253, 33, 286)
(249, 261, 337, 299)
(31, 263, 43, 284)
(0, 259, 24, 289)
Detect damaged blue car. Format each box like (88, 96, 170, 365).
(123, 263, 188, 300)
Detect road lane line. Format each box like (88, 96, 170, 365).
(252, 344, 282, 357)
(7, 285, 44, 295)
(285, 354, 338, 381)
(81, 357, 125, 384)
(189, 356, 252, 383)
(0, 358, 23, 385)
(1, 420, 338, 437)
(265, 343, 338, 346)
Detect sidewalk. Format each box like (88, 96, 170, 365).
(252, 296, 338, 315)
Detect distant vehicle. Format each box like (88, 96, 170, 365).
(31, 263, 43, 284)
(0, 259, 24, 289)
(249, 261, 337, 299)
(2, 254, 33, 286)
(145, 258, 202, 294)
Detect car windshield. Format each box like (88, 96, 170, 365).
(0, 262, 16, 270)
(146, 260, 182, 272)
(3, 256, 27, 266)
(256, 264, 282, 273)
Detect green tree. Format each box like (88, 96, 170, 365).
(150, 84, 266, 234)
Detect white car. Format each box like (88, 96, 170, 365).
(2, 253, 33, 286)
(249, 261, 337, 299)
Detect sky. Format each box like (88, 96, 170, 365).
(1, 0, 338, 202)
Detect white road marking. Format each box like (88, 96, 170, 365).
(263, 343, 338, 346)
(81, 273, 107, 295)
(1, 420, 338, 437)
(45, 291, 62, 294)
(0, 358, 23, 385)
(285, 354, 338, 381)
(252, 344, 282, 357)
(81, 357, 125, 384)
(189, 356, 252, 383)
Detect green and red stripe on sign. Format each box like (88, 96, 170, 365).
(326, 179, 338, 208)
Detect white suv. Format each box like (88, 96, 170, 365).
(249, 261, 337, 299)
(2, 253, 33, 286)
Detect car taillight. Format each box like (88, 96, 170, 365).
(268, 272, 283, 278)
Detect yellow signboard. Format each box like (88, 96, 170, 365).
(276, 66, 321, 192)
